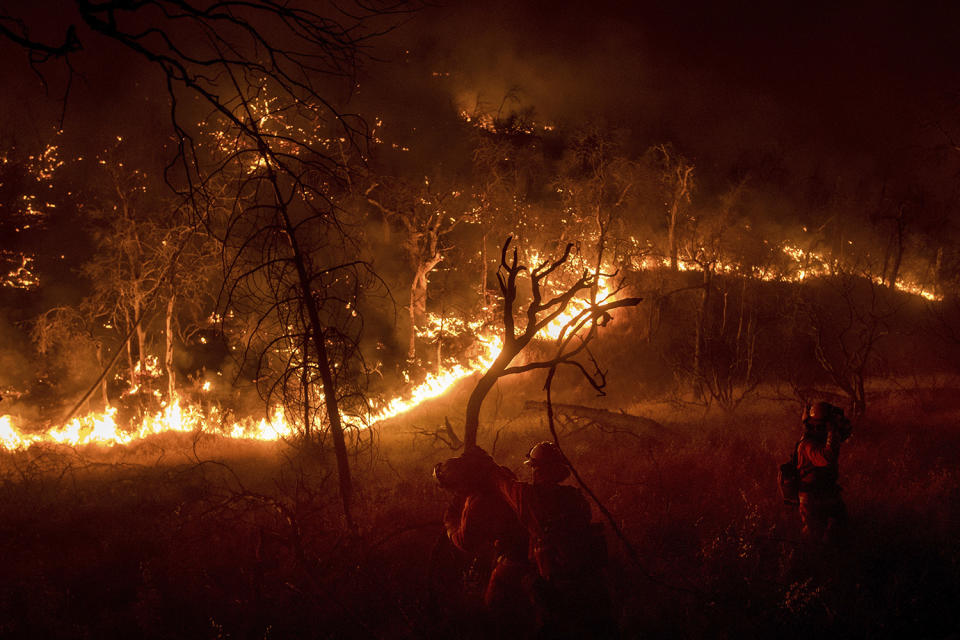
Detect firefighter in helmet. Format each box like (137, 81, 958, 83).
(487, 442, 615, 639)
(434, 446, 532, 634)
(794, 401, 851, 545)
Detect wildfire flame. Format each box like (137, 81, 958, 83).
(0, 400, 294, 451)
(0, 237, 941, 451)
(369, 331, 503, 424)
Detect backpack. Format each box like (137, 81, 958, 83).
(778, 443, 800, 505)
(530, 486, 605, 580)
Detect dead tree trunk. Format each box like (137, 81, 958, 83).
(302, 332, 311, 439)
(96, 342, 109, 409)
(409, 262, 436, 361)
(135, 301, 147, 382)
(654, 145, 694, 273)
(885, 204, 905, 289)
(523, 400, 665, 437)
(481, 231, 488, 308)
(693, 266, 713, 397)
(165, 294, 176, 400)
(269, 169, 354, 529)
(463, 238, 642, 448)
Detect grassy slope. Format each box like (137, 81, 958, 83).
(2, 372, 959, 639)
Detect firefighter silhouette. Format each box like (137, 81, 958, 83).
(487, 442, 615, 639)
(788, 401, 851, 545)
(434, 446, 533, 635)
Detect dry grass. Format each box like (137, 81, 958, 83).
(1, 383, 959, 639)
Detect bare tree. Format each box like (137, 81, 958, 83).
(556, 127, 640, 280)
(83, 157, 187, 390)
(32, 304, 109, 408)
(161, 224, 218, 401)
(649, 143, 695, 272)
(801, 272, 895, 417)
(365, 177, 470, 362)
(470, 102, 548, 304)
(674, 181, 766, 410)
(1, 0, 413, 526)
(462, 238, 642, 448)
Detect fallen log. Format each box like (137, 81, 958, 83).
(523, 400, 666, 440)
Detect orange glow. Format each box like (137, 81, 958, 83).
(0, 235, 941, 451)
(0, 398, 295, 451)
(370, 331, 503, 423)
(2, 254, 40, 290)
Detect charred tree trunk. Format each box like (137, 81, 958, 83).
(693, 267, 712, 398)
(124, 309, 136, 386)
(269, 172, 354, 528)
(523, 400, 666, 438)
(302, 332, 311, 439)
(885, 205, 905, 289)
(306, 310, 353, 527)
(136, 304, 147, 383)
(934, 246, 943, 297)
(668, 202, 680, 272)
(96, 342, 109, 409)
(408, 266, 429, 361)
(481, 231, 488, 308)
(463, 239, 643, 448)
(436, 308, 444, 377)
(165, 294, 175, 401)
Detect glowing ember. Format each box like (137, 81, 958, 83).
(2, 254, 40, 290)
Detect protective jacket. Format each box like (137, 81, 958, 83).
(490, 466, 614, 639)
(795, 428, 846, 543)
(796, 428, 841, 495)
(442, 477, 530, 624)
(491, 471, 595, 580)
(443, 489, 527, 561)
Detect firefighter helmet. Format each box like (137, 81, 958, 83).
(803, 401, 836, 423)
(524, 441, 570, 483)
(434, 446, 496, 492)
(524, 441, 567, 468)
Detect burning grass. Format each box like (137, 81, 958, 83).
(1, 383, 959, 638)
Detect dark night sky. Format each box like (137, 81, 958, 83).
(2, 1, 959, 196)
(362, 1, 960, 181)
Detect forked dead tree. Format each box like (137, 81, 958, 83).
(462, 237, 642, 448)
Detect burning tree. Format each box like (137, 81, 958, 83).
(364, 176, 472, 363)
(649, 143, 695, 272)
(0, 0, 412, 525)
(82, 152, 215, 399)
(462, 238, 642, 448)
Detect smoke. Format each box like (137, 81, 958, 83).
(371, 0, 960, 184)
(0, 309, 38, 412)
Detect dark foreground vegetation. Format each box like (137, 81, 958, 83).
(2, 380, 958, 639)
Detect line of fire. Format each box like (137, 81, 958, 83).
(2, 2, 960, 638)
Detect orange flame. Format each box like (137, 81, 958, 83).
(1, 239, 941, 451)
